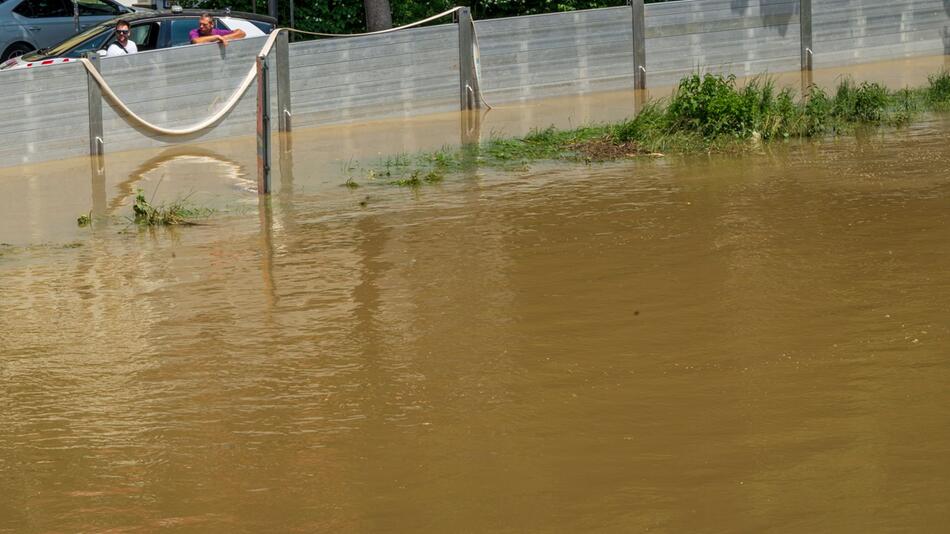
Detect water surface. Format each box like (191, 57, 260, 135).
(2, 56, 950, 532)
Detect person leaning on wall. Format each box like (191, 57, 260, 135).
(190, 12, 246, 46)
(105, 20, 137, 57)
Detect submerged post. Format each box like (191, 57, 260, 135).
(457, 7, 481, 111)
(800, 0, 813, 71)
(256, 55, 272, 195)
(84, 53, 104, 159)
(276, 30, 292, 132)
(631, 0, 646, 90)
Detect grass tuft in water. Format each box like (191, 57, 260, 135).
(132, 190, 211, 226)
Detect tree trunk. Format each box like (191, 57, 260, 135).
(363, 0, 393, 31)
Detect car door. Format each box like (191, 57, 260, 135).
(10, 0, 76, 50)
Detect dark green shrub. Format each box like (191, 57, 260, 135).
(927, 70, 950, 106)
(832, 79, 890, 123)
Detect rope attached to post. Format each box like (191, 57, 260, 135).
(78, 7, 487, 137)
(80, 30, 281, 136)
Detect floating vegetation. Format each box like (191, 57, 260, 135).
(131, 190, 211, 226)
(356, 70, 950, 187)
(390, 169, 445, 187)
(77, 213, 92, 227)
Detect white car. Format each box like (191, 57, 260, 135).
(0, 9, 274, 70)
(0, 0, 135, 61)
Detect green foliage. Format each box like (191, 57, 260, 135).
(77, 212, 92, 227)
(926, 70, 950, 107)
(132, 190, 209, 226)
(664, 74, 804, 141)
(800, 84, 831, 136)
(178, 0, 642, 36)
(358, 69, 950, 186)
(831, 78, 889, 123)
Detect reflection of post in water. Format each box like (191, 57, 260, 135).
(278, 131, 294, 198)
(257, 194, 279, 312)
(105, 146, 248, 216)
(275, 130, 300, 240)
(459, 108, 484, 176)
(89, 153, 107, 222)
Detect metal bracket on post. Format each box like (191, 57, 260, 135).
(457, 7, 481, 111)
(256, 55, 272, 195)
(276, 30, 292, 132)
(631, 0, 646, 91)
(84, 53, 104, 159)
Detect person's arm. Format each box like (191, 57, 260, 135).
(222, 29, 245, 42)
(191, 29, 245, 45)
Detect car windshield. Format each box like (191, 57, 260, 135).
(22, 20, 115, 60)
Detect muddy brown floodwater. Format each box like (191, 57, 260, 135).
(2, 56, 950, 532)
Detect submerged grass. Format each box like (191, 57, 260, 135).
(131, 190, 212, 226)
(355, 69, 950, 187)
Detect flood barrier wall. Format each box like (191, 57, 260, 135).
(2, 0, 948, 168)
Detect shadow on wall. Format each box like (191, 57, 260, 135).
(944, 0, 950, 55)
(730, 0, 796, 37)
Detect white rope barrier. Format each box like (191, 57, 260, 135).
(78, 7, 487, 137)
(80, 30, 280, 136)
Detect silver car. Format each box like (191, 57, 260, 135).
(0, 0, 133, 60)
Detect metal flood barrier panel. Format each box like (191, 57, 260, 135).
(812, 0, 950, 67)
(474, 7, 636, 102)
(1, 0, 949, 169)
(643, 0, 801, 87)
(0, 62, 90, 165)
(288, 24, 459, 129)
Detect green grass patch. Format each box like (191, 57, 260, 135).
(131, 190, 212, 226)
(355, 70, 950, 187)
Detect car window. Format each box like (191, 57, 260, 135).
(250, 20, 273, 34)
(77, 0, 121, 16)
(130, 22, 160, 50)
(62, 31, 110, 58)
(168, 17, 199, 47)
(99, 21, 160, 53)
(13, 0, 72, 18)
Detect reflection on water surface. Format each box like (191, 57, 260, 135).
(2, 55, 950, 532)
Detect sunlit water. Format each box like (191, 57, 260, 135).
(2, 56, 950, 532)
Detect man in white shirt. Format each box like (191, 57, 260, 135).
(105, 20, 137, 57)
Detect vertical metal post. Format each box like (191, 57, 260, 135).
(631, 0, 646, 90)
(73, 0, 79, 33)
(256, 55, 271, 195)
(800, 0, 813, 71)
(289, 0, 295, 41)
(457, 7, 481, 111)
(276, 30, 292, 133)
(268, 0, 277, 22)
(85, 54, 104, 159)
